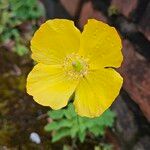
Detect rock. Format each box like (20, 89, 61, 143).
(30, 132, 41, 144)
(105, 128, 121, 150)
(60, 0, 81, 17)
(41, 0, 71, 19)
(79, 1, 107, 28)
(111, 15, 150, 60)
(112, 96, 138, 147)
(118, 18, 137, 34)
(79, 1, 93, 28)
(111, 0, 138, 18)
(92, 10, 108, 23)
(133, 136, 150, 150)
(138, 2, 150, 41)
(119, 40, 150, 121)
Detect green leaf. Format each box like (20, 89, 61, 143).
(64, 103, 76, 119)
(44, 119, 73, 132)
(98, 110, 115, 127)
(83, 118, 95, 128)
(57, 119, 73, 129)
(48, 109, 64, 119)
(52, 128, 70, 143)
(1, 11, 11, 25)
(0, 25, 4, 34)
(89, 126, 104, 136)
(11, 29, 20, 39)
(78, 117, 87, 133)
(44, 122, 58, 132)
(78, 131, 86, 143)
(45, 104, 115, 143)
(70, 121, 78, 138)
(15, 44, 28, 56)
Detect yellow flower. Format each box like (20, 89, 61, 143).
(27, 19, 123, 118)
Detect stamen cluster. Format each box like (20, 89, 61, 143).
(63, 53, 89, 79)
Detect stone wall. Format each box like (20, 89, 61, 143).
(41, 0, 150, 149)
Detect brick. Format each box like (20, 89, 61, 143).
(112, 96, 138, 144)
(138, 2, 150, 41)
(92, 10, 107, 23)
(60, 0, 81, 17)
(133, 136, 150, 150)
(119, 40, 150, 121)
(111, 0, 138, 18)
(79, 1, 107, 28)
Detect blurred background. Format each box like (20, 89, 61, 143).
(0, 0, 150, 149)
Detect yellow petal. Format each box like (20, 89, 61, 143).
(31, 19, 81, 65)
(74, 68, 123, 117)
(27, 63, 79, 109)
(79, 19, 123, 69)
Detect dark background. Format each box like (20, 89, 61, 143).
(0, 0, 150, 149)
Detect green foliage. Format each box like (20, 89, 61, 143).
(94, 144, 113, 150)
(0, 0, 45, 56)
(45, 103, 115, 143)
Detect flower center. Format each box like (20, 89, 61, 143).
(72, 60, 84, 72)
(63, 53, 89, 79)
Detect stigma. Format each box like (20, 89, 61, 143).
(63, 53, 89, 79)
